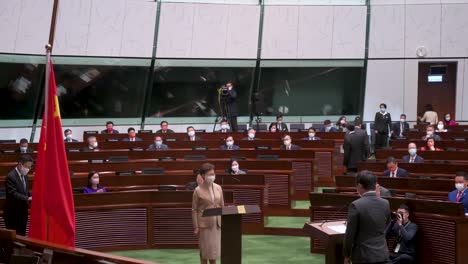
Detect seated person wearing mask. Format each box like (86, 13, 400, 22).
(271, 115, 288, 132)
(321, 120, 338, 132)
(421, 125, 441, 141)
(64, 129, 78, 142)
(383, 157, 409, 178)
(302, 127, 321, 141)
(185, 126, 201, 141)
(268, 123, 278, 133)
(242, 128, 258, 141)
(122, 127, 142, 142)
(81, 136, 99, 152)
(435, 121, 448, 133)
(147, 136, 169, 151)
(228, 160, 246, 175)
(391, 114, 409, 139)
(280, 134, 301, 150)
(217, 120, 231, 133)
(386, 204, 418, 264)
(402, 143, 424, 163)
(156, 121, 175, 133)
(448, 171, 468, 215)
(420, 137, 442, 151)
(83, 171, 107, 194)
(443, 113, 456, 126)
(219, 136, 240, 150)
(17, 138, 33, 153)
(101, 121, 119, 134)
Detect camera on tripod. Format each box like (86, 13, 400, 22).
(221, 85, 229, 96)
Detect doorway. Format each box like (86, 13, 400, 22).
(417, 62, 457, 120)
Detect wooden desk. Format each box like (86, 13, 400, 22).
(358, 162, 468, 176)
(414, 124, 468, 132)
(390, 139, 468, 149)
(375, 149, 468, 162)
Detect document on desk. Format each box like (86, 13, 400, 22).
(328, 224, 346, 234)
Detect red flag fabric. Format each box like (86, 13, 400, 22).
(29, 58, 76, 246)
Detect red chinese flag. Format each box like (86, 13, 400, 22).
(29, 58, 75, 246)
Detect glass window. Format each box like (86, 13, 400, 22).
(53, 64, 149, 118)
(0, 62, 44, 120)
(257, 64, 364, 116)
(146, 62, 254, 118)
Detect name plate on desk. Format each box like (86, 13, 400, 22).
(328, 224, 346, 234)
(237, 205, 246, 214)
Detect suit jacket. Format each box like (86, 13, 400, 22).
(147, 143, 169, 151)
(80, 146, 99, 152)
(241, 137, 259, 141)
(64, 138, 79, 142)
(383, 167, 409, 178)
(122, 137, 142, 142)
(156, 129, 175, 133)
(223, 89, 238, 117)
(4, 169, 30, 220)
(392, 122, 410, 138)
(386, 221, 418, 256)
(448, 188, 468, 214)
(279, 144, 301, 150)
(271, 122, 288, 132)
(231, 170, 247, 175)
(374, 112, 392, 133)
(16, 148, 34, 154)
(219, 145, 240, 150)
(320, 126, 338, 132)
(100, 129, 119, 134)
(343, 130, 368, 169)
(192, 183, 224, 228)
(184, 136, 202, 141)
(344, 192, 391, 263)
(302, 137, 321, 141)
(217, 129, 231, 133)
(421, 134, 442, 141)
(401, 155, 425, 163)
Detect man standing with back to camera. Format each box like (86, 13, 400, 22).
(221, 82, 238, 132)
(343, 170, 391, 264)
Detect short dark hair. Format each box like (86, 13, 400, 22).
(386, 156, 397, 165)
(400, 114, 406, 118)
(356, 170, 376, 191)
(160, 121, 168, 126)
(64, 129, 72, 135)
(399, 204, 410, 212)
(425, 104, 433, 111)
(308, 127, 316, 132)
(200, 163, 215, 175)
(187, 126, 195, 131)
(247, 128, 255, 132)
(347, 124, 355, 131)
(87, 171, 100, 188)
(19, 138, 28, 144)
(455, 171, 468, 181)
(127, 127, 135, 133)
(106, 121, 114, 126)
(426, 125, 434, 130)
(282, 134, 291, 140)
(19, 155, 33, 164)
(220, 119, 228, 123)
(379, 103, 387, 109)
(225, 136, 233, 141)
(276, 115, 283, 119)
(323, 120, 331, 125)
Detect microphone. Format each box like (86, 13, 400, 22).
(319, 202, 350, 228)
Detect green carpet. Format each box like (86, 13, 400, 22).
(293, 200, 310, 209)
(112, 235, 324, 264)
(266, 216, 309, 228)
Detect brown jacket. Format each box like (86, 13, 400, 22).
(192, 183, 224, 228)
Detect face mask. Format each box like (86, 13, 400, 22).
(188, 131, 195, 137)
(20, 146, 27, 152)
(91, 178, 99, 186)
(226, 141, 234, 147)
(455, 183, 465, 192)
(325, 126, 331, 132)
(161, 125, 168, 130)
(380, 108, 386, 113)
(271, 129, 277, 132)
(66, 134, 73, 140)
(340, 120, 346, 125)
(426, 131, 433, 136)
(390, 167, 396, 172)
(129, 132, 136, 138)
(408, 148, 417, 156)
(221, 125, 229, 130)
(437, 124, 444, 130)
(283, 140, 291, 146)
(107, 127, 113, 132)
(445, 117, 450, 121)
(400, 119, 405, 123)
(309, 133, 315, 138)
(155, 141, 162, 146)
(20, 165, 30, 176)
(92, 142, 98, 148)
(231, 165, 239, 172)
(277, 120, 282, 124)
(205, 175, 216, 184)
(248, 133, 255, 139)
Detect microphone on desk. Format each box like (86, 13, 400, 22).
(319, 202, 350, 228)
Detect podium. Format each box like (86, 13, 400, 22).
(303, 221, 346, 264)
(203, 205, 261, 264)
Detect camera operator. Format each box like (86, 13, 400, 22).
(221, 82, 238, 132)
(385, 204, 418, 264)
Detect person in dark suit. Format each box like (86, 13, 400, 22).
(271, 115, 288, 132)
(401, 143, 425, 163)
(219, 136, 240, 150)
(156, 121, 175, 134)
(420, 125, 441, 141)
(217, 120, 231, 133)
(122, 127, 142, 142)
(147, 136, 169, 151)
(383, 157, 409, 178)
(3, 155, 33, 236)
(448, 171, 468, 214)
(377, 183, 393, 198)
(344, 170, 391, 264)
(280, 134, 301, 150)
(185, 126, 201, 141)
(81, 136, 99, 152)
(374, 103, 392, 149)
(321, 120, 338, 132)
(101, 121, 119, 134)
(221, 82, 238, 132)
(242, 128, 258, 141)
(302, 127, 321, 141)
(64, 129, 78, 142)
(392, 114, 410, 139)
(16, 138, 33, 153)
(343, 124, 368, 173)
(354, 118, 370, 158)
(386, 204, 418, 264)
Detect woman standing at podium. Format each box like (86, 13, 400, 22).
(192, 163, 225, 264)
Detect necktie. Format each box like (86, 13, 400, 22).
(410, 157, 414, 163)
(456, 191, 462, 202)
(391, 172, 395, 178)
(400, 123, 403, 137)
(20, 175, 26, 190)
